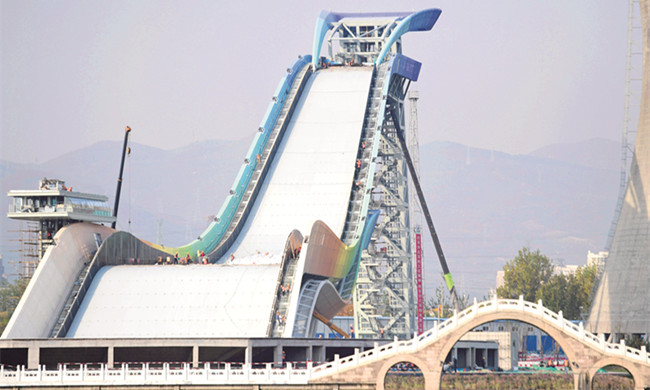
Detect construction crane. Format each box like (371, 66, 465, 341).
(112, 126, 132, 229)
(390, 108, 461, 313)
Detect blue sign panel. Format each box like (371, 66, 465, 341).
(392, 54, 422, 82)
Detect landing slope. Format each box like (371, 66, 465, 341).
(227, 67, 373, 261)
(66, 264, 279, 338)
(65, 67, 373, 338)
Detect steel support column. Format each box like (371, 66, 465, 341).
(354, 74, 414, 339)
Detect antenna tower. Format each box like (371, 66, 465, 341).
(407, 90, 425, 334)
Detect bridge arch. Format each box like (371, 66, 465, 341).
(438, 311, 579, 365)
(376, 354, 434, 390)
(431, 310, 580, 388)
(309, 298, 650, 390)
(588, 357, 640, 390)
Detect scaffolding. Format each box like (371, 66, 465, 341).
(6, 178, 116, 280)
(606, 0, 643, 251)
(593, 0, 644, 318)
(9, 221, 40, 280)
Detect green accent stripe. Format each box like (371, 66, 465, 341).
(444, 273, 455, 291)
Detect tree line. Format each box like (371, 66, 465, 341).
(426, 246, 598, 321)
(0, 277, 28, 333)
(496, 247, 597, 320)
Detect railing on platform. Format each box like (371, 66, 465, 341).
(0, 361, 317, 386)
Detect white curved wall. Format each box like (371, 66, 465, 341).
(2, 223, 114, 339)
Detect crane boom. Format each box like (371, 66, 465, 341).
(389, 108, 461, 312)
(112, 126, 131, 229)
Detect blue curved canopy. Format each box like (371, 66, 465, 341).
(374, 9, 441, 65)
(311, 9, 442, 68)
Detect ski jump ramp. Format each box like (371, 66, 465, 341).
(3, 9, 441, 340)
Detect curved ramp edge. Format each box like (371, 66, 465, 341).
(2, 223, 114, 339)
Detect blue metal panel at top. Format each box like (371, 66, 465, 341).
(526, 335, 537, 352)
(409, 9, 440, 31)
(540, 335, 554, 353)
(391, 54, 421, 81)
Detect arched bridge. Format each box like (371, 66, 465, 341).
(310, 297, 650, 390)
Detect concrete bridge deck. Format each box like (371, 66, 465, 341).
(3, 298, 649, 389)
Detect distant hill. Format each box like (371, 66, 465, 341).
(529, 138, 620, 171)
(418, 138, 618, 296)
(0, 138, 250, 270)
(0, 137, 620, 297)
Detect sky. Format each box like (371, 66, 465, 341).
(1, 1, 630, 164)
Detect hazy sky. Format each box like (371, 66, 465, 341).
(2, 1, 629, 164)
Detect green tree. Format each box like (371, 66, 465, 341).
(625, 334, 650, 350)
(497, 247, 598, 320)
(497, 247, 554, 302)
(541, 264, 598, 320)
(574, 263, 597, 309)
(536, 273, 569, 314)
(566, 263, 598, 320)
(0, 277, 29, 333)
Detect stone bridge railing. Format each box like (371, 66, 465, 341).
(311, 296, 650, 380)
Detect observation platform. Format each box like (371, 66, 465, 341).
(7, 178, 115, 225)
(6, 178, 115, 262)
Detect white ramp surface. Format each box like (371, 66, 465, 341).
(228, 67, 372, 259)
(66, 264, 281, 338)
(66, 68, 373, 338)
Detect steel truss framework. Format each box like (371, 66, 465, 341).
(354, 71, 414, 340)
(327, 19, 402, 65)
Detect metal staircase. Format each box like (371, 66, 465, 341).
(269, 252, 300, 337)
(353, 56, 415, 340)
(49, 244, 96, 337)
(340, 64, 387, 245)
(337, 62, 389, 300)
(210, 64, 312, 260)
(291, 279, 321, 337)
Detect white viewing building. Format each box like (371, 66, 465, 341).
(7, 178, 115, 260)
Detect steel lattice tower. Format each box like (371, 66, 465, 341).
(407, 90, 425, 334)
(354, 71, 415, 340)
(587, 0, 650, 339)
